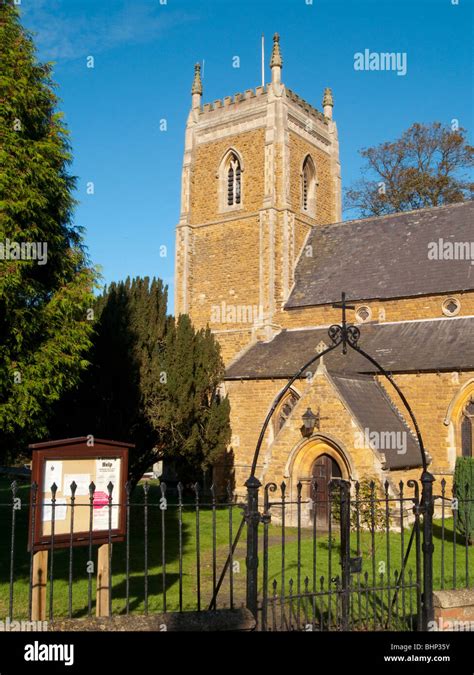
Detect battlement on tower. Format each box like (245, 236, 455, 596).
(189, 34, 334, 132)
(285, 88, 328, 124)
(196, 84, 328, 127)
(201, 84, 269, 114)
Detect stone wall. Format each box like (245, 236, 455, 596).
(379, 371, 474, 495)
(50, 609, 256, 632)
(288, 131, 335, 224)
(278, 290, 474, 328)
(189, 129, 266, 225)
(432, 589, 474, 630)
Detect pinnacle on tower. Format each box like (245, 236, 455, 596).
(322, 87, 334, 119)
(270, 33, 283, 87)
(270, 33, 283, 68)
(191, 62, 203, 95)
(191, 62, 202, 110)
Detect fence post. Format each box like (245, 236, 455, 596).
(245, 476, 261, 619)
(338, 480, 351, 631)
(96, 544, 111, 617)
(31, 550, 48, 621)
(421, 470, 435, 630)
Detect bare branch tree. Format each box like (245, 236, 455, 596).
(344, 122, 473, 218)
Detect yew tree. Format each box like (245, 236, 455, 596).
(50, 278, 231, 486)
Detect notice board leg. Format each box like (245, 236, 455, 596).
(32, 550, 48, 621)
(96, 544, 111, 617)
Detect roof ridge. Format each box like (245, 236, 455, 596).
(284, 314, 474, 335)
(315, 199, 473, 231)
(225, 315, 474, 380)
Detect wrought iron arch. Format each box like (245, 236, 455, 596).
(249, 292, 429, 478)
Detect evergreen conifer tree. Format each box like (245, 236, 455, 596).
(0, 3, 96, 461)
(51, 278, 231, 486)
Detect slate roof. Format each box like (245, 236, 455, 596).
(286, 201, 474, 308)
(328, 373, 422, 469)
(226, 316, 474, 471)
(225, 316, 474, 379)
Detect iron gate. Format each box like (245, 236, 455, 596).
(258, 478, 424, 631)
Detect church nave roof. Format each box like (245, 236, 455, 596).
(225, 315, 474, 379)
(286, 201, 474, 309)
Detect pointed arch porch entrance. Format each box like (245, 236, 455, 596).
(284, 434, 353, 529)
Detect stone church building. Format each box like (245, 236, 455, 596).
(174, 34, 474, 514)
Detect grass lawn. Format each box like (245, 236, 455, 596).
(0, 478, 472, 623)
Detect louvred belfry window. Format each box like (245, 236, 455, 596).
(227, 154, 241, 206)
(302, 156, 316, 215)
(303, 172, 308, 210)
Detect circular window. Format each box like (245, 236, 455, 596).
(355, 305, 372, 323)
(442, 298, 461, 317)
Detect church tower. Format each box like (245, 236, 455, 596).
(174, 35, 342, 363)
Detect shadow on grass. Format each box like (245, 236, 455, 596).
(0, 479, 213, 618)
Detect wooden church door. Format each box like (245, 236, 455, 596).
(311, 454, 342, 529)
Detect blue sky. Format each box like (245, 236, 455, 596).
(20, 0, 473, 312)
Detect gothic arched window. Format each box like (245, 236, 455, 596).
(302, 155, 317, 216)
(226, 153, 241, 207)
(275, 390, 299, 434)
(461, 398, 474, 457)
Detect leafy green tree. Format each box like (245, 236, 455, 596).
(345, 122, 473, 218)
(51, 278, 231, 486)
(0, 3, 96, 462)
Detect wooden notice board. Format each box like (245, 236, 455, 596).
(28, 437, 133, 551)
